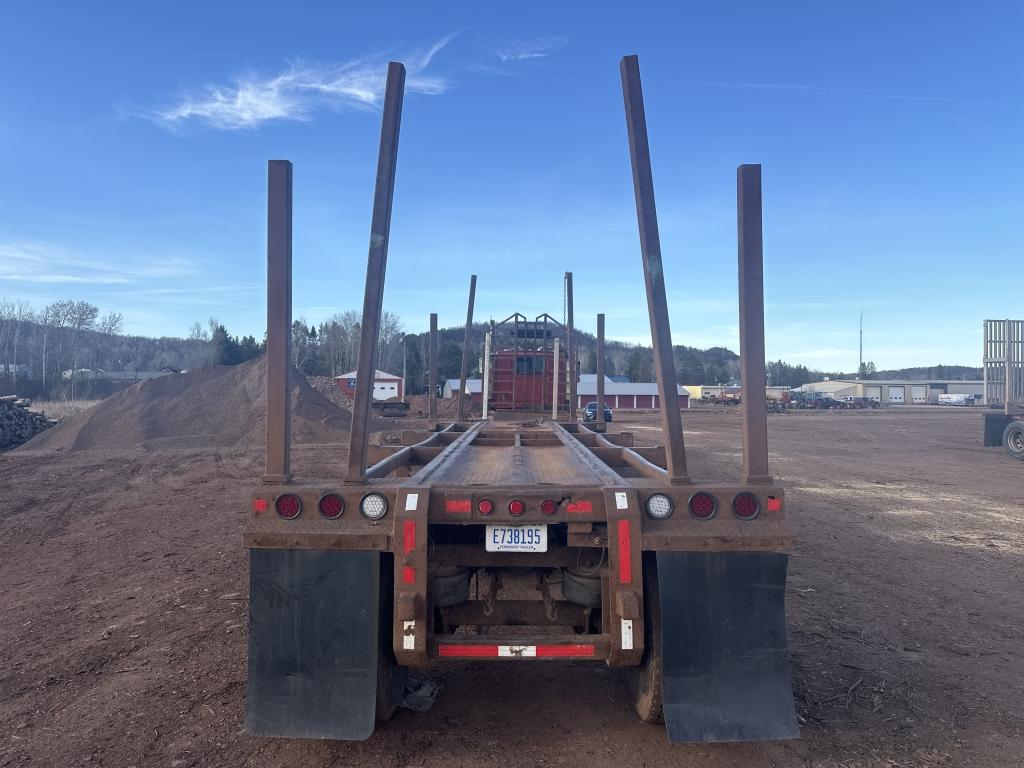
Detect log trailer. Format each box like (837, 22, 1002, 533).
(982, 319, 1024, 460)
(244, 56, 799, 743)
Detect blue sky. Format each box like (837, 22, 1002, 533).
(1, 2, 1020, 371)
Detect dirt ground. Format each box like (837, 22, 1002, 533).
(1, 407, 1023, 767)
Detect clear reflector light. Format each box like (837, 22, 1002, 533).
(360, 493, 389, 520)
(645, 494, 674, 520)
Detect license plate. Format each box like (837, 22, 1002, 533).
(485, 525, 547, 552)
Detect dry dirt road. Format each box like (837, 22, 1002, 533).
(1, 408, 1022, 767)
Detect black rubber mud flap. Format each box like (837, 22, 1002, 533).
(246, 549, 380, 740)
(656, 552, 799, 743)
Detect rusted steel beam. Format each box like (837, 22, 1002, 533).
(619, 55, 689, 484)
(737, 164, 772, 484)
(596, 313, 606, 433)
(428, 312, 438, 423)
(346, 62, 406, 482)
(264, 159, 292, 483)
(566, 271, 577, 420)
(456, 274, 477, 422)
(442, 600, 591, 627)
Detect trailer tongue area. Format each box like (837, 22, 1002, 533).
(244, 55, 799, 744)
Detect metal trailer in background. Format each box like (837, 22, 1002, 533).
(244, 55, 798, 744)
(982, 319, 1024, 460)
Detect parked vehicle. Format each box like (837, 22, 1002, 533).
(938, 393, 974, 407)
(583, 401, 614, 422)
(981, 319, 1024, 460)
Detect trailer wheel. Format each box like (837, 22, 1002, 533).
(625, 553, 663, 723)
(1004, 420, 1024, 461)
(376, 555, 409, 721)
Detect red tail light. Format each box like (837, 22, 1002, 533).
(275, 493, 302, 519)
(688, 492, 717, 520)
(508, 499, 526, 516)
(318, 493, 344, 519)
(733, 493, 760, 519)
(477, 499, 494, 515)
(540, 499, 557, 515)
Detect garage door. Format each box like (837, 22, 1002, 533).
(373, 381, 399, 401)
(887, 386, 905, 404)
(864, 385, 882, 402)
(910, 385, 927, 404)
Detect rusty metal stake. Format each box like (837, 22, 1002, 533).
(428, 312, 438, 423)
(620, 54, 689, 483)
(737, 164, 773, 484)
(346, 62, 406, 482)
(456, 274, 477, 422)
(566, 271, 577, 421)
(264, 159, 292, 483)
(596, 313, 606, 433)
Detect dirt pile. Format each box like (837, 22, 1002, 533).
(21, 358, 361, 452)
(406, 393, 482, 420)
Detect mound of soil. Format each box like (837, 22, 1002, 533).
(21, 358, 365, 452)
(406, 393, 481, 419)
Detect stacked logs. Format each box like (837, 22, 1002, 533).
(0, 396, 58, 449)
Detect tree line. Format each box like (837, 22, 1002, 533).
(7, 295, 954, 400)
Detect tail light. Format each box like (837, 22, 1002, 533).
(318, 493, 344, 519)
(540, 499, 557, 515)
(360, 493, 389, 521)
(477, 499, 494, 515)
(687, 492, 716, 520)
(275, 493, 302, 519)
(733, 493, 760, 519)
(508, 499, 526, 516)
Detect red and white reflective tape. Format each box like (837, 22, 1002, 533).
(438, 643, 596, 658)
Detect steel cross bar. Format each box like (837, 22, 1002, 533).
(263, 159, 293, 483)
(619, 55, 689, 483)
(346, 62, 406, 482)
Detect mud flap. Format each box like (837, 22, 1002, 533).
(656, 552, 799, 743)
(246, 549, 380, 740)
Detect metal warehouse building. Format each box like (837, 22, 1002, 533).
(795, 379, 983, 404)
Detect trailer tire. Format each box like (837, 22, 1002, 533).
(625, 553, 663, 724)
(376, 555, 408, 722)
(1004, 420, 1024, 461)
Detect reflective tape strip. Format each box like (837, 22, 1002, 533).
(621, 619, 634, 650)
(566, 500, 592, 513)
(437, 644, 595, 658)
(403, 620, 416, 650)
(767, 496, 782, 512)
(617, 519, 632, 584)
(438, 644, 499, 657)
(252, 498, 267, 513)
(403, 520, 416, 555)
(402, 566, 415, 584)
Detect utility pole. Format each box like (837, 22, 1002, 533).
(859, 311, 863, 377)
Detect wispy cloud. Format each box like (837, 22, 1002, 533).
(0, 241, 197, 286)
(153, 33, 457, 131)
(707, 81, 998, 106)
(495, 37, 565, 62)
